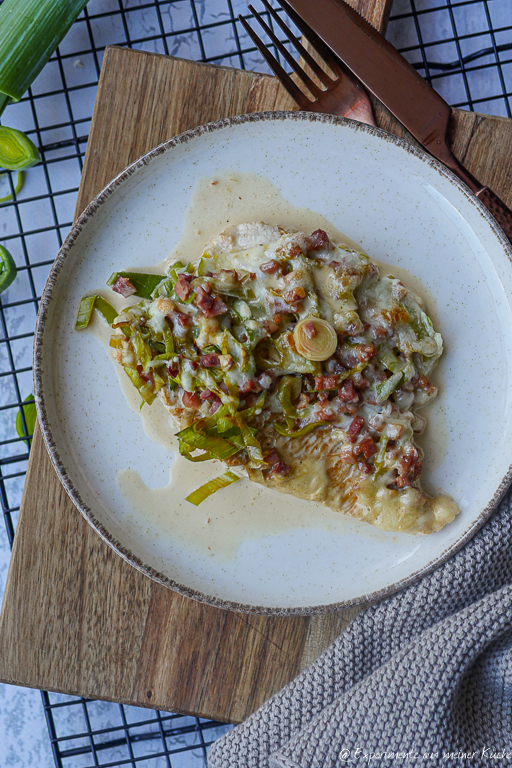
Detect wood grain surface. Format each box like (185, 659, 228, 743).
(1, 0, 512, 724)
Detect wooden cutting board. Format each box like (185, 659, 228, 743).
(1, 0, 512, 724)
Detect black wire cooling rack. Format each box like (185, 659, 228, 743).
(0, 1, 511, 766)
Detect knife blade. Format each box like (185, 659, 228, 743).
(281, 0, 512, 242)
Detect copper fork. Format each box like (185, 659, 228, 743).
(238, 0, 375, 126)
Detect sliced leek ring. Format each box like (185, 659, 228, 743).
(293, 317, 337, 361)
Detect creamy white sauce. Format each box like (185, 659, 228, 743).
(155, 171, 361, 272)
(93, 312, 385, 558)
(90, 171, 449, 558)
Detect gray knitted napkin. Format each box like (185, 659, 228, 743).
(208, 495, 512, 768)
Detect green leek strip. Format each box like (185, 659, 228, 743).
(107, 271, 165, 299)
(0, 0, 90, 107)
(0, 243, 17, 294)
(377, 347, 415, 384)
(200, 402, 263, 446)
(239, 392, 266, 422)
(182, 406, 229, 436)
(168, 260, 184, 280)
(275, 333, 320, 375)
(130, 327, 152, 371)
(167, 261, 195, 291)
(374, 434, 389, 475)
(221, 328, 254, 375)
(224, 380, 241, 411)
(95, 296, 118, 325)
(0, 170, 23, 203)
(75, 295, 95, 330)
(124, 366, 156, 407)
(207, 276, 255, 300)
(239, 319, 267, 353)
(196, 257, 207, 277)
(232, 412, 265, 465)
(152, 369, 166, 394)
(273, 420, 329, 438)
(151, 340, 166, 353)
(0, 127, 40, 170)
(179, 443, 214, 462)
(211, 427, 245, 451)
(176, 407, 229, 443)
(403, 298, 434, 341)
(339, 361, 368, 382)
(75, 295, 117, 330)
(16, 393, 36, 446)
(177, 402, 259, 462)
(185, 471, 240, 506)
(375, 370, 403, 403)
(277, 376, 301, 428)
(152, 276, 174, 298)
(202, 406, 230, 430)
(377, 346, 402, 374)
(216, 415, 234, 433)
(152, 324, 174, 361)
(177, 429, 241, 461)
(254, 338, 282, 371)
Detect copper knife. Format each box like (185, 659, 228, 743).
(281, 0, 512, 242)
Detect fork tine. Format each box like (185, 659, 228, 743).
(276, 0, 345, 78)
(238, 14, 310, 106)
(247, 4, 321, 97)
(259, 0, 335, 88)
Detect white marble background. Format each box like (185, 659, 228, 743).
(0, 0, 511, 765)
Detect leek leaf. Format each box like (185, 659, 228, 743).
(107, 271, 165, 298)
(124, 367, 156, 406)
(75, 295, 95, 330)
(375, 371, 403, 403)
(374, 434, 389, 475)
(0, 243, 17, 294)
(185, 471, 240, 506)
(273, 420, 329, 437)
(75, 295, 118, 329)
(177, 427, 240, 461)
(94, 297, 118, 325)
(277, 376, 301, 427)
(16, 393, 36, 446)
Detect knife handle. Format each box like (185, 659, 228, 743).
(476, 187, 512, 244)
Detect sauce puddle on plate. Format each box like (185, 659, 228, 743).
(90, 170, 447, 559)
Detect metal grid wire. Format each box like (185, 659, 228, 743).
(0, 0, 511, 765)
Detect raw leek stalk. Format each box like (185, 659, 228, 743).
(0, 127, 39, 171)
(0, 0, 90, 114)
(0, 170, 24, 202)
(0, 244, 17, 294)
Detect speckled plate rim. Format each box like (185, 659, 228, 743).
(33, 110, 512, 616)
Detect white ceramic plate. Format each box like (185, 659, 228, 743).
(35, 112, 512, 615)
